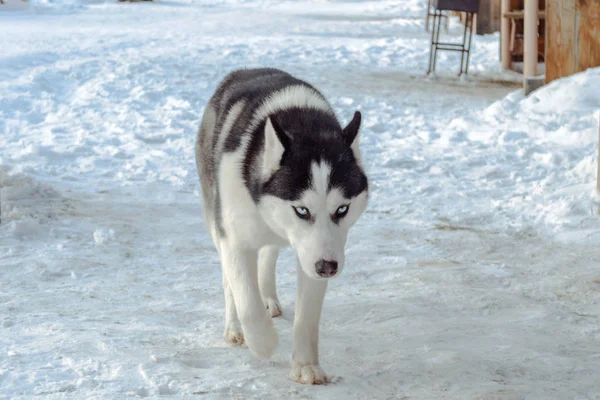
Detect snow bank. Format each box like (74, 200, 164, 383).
(0, 167, 61, 222)
(522, 68, 600, 116)
(485, 67, 600, 146)
(0, 167, 62, 239)
(482, 68, 600, 241)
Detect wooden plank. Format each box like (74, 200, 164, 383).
(503, 10, 546, 18)
(545, 0, 600, 84)
(477, 0, 502, 34)
(545, 0, 576, 83)
(523, 0, 539, 77)
(577, 0, 600, 73)
(501, 0, 512, 69)
(476, 0, 491, 34)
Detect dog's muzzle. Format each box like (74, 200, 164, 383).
(315, 259, 338, 278)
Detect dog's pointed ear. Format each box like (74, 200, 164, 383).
(342, 111, 361, 146)
(343, 111, 363, 166)
(263, 117, 290, 175)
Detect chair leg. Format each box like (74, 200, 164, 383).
(509, 20, 516, 52)
(425, 0, 432, 31)
(428, 9, 441, 74)
(458, 12, 469, 75)
(428, 10, 476, 76)
(464, 13, 475, 74)
(431, 10, 443, 74)
(427, 10, 438, 73)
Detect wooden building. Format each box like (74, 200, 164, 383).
(545, 0, 600, 84)
(474, 0, 600, 92)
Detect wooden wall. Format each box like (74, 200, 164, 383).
(546, 0, 600, 83)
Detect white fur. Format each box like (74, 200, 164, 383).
(248, 85, 333, 134)
(291, 162, 344, 279)
(351, 134, 362, 167)
(258, 245, 282, 317)
(290, 263, 329, 384)
(259, 161, 368, 280)
(219, 137, 284, 248)
(219, 242, 278, 359)
(217, 138, 283, 358)
(222, 273, 244, 345)
(311, 161, 330, 197)
(262, 118, 285, 177)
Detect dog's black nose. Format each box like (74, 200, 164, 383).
(315, 260, 338, 278)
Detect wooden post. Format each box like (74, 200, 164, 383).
(523, 0, 538, 77)
(501, 0, 511, 69)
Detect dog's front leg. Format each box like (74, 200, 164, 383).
(258, 245, 282, 317)
(222, 273, 244, 345)
(290, 264, 329, 384)
(220, 242, 278, 359)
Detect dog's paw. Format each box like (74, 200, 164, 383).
(289, 362, 328, 385)
(244, 320, 278, 359)
(264, 297, 282, 318)
(224, 325, 244, 346)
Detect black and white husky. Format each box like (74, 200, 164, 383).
(195, 68, 368, 384)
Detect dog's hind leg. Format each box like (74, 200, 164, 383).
(258, 246, 282, 318)
(290, 263, 329, 385)
(220, 242, 278, 359)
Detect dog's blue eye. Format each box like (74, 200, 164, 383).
(293, 206, 311, 219)
(336, 205, 349, 216)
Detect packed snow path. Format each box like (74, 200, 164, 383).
(1, 1, 600, 399)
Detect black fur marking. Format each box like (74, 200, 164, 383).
(328, 147, 368, 199)
(342, 111, 361, 146)
(222, 70, 324, 153)
(269, 116, 292, 151)
(201, 69, 299, 236)
(261, 108, 367, 201)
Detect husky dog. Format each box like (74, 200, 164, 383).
(195, 68, 368, 384)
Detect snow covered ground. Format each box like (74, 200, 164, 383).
(1, 0, 600, 398)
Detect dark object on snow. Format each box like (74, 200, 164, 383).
(427, 0, 480, 76)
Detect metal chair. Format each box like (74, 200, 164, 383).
(427, 0, 479, 76)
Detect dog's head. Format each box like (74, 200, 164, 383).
(258, 110, 368, 280)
